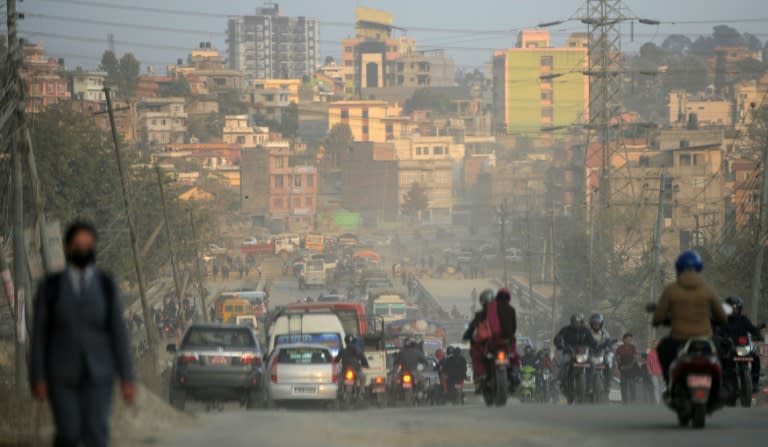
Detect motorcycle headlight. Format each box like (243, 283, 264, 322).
(735, 346, 751, 357)
(575, 354, 589, 363)
(591, 355, 605, 365)
(541, 370, 551, 379)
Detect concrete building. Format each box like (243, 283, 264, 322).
(398, 158, 454, 224)
(668, 90, 733, 127)
(240, 147, 318, 230)
(222, 115, 270, 148)
(327, 100, 409, 142)
(69, 69, 106, 102)
(227, 4, 319, 80)
(21, 42, 70, 113)
(734, 73, 768, 127)
(492, 30, 589, 135)
(389, 50, 456, 88)
(340, 142, 400, 223)
(139, 97, 188, 146)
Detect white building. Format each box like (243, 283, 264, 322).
(70, 69, 107, 101)
(139, 97, 188, 146)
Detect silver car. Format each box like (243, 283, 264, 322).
(266, 344, 338, 405)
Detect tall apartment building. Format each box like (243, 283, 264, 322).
(493, 30, 589, 135)
(227, 4, 319, 80)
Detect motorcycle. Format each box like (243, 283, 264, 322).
(536, 367, 553, 403)
(390, 366, 421, 406)
(339, 367, 362, 409)
(481, 348, 509, 407)
(667, 338, 723, 429)
(564, 345, 591, 405)
(519, 365, 537, 403)
(730, 335, 755, 407)
(589, 347, 612, 404)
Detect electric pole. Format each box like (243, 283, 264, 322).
(189, 208, 209, 322)
(649, 173, 665, 345)
(496, 199, 509, 287)
(586, 188, 596, 310)
(750, 133, 768, 321)
(525, 191, 535, 328)
(155, 165, 184, 325)
(550, 208, 559, 337)
(104, 87, 157, 368)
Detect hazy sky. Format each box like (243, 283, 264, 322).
(14, 0, 768, 72)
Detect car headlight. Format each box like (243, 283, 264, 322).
(575, 354, 589, 363)
(735, 346, 751, 357)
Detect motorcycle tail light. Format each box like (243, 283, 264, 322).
(737, 336, 748, 346)
(345, 369, 355, 381)
(497, 351, 507, 363)
(375, 376, 384, 385)
(403, 373, 412, 384)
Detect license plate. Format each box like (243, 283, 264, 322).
(454, 384, 464, 390)
(574, 363, 591, 368)
(734, 357, 753, 362)
(344, 379, 355, 386)
(687, 375, 712, 388)
(372, 385, 386, 394)
(210, 356, 228, 365)
(292, 386, 318, 395)
(402, 383, 412, 389)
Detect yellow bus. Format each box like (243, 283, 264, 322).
(221, 298, 253, 324)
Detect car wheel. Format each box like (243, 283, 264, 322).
(246, 390, 263, 410)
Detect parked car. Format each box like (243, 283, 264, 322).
(243, 236, 260, 246)
(505, 248, 523, 262)
(166, 323, 265, 410)
(265, 344, 339, 407)
(207, 243, 227, 255)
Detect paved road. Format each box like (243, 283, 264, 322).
(419, 279, 500, 319)
(147, 401, 768, 447)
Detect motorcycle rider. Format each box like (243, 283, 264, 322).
(724, 296, 765, 389)
(588, 313, 612, 399)
(395, 338, 428, 385)
(336, 334, 369, 391)
(521, 345, 538, 367)
(554, 313, 598, 392)
(442, 346, 468, 392)
(653, 250, 727, 388)
(462, 289, 494, 385)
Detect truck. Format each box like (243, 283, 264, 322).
(241, 238, 296, 259)
(304, 232, 325, 252)
(299, 259, 326, 289)
(367, 289, 407, 325)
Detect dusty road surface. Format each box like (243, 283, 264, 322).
(147, 401, 768, 447)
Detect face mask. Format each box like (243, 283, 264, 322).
(67, 250, 95, 268)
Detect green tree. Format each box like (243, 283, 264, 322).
(187, 112, 223, 143)
(218, 89, 247, 115)
(664, 55, 708, 93)
(404, 88, 452, 115)
(280, 103, 299, 138)
(735, 58, 767, 82)
(661, 34, 692, 55)
(99, 50, 120, 88)
(401, 182, 429, 222)
(157, 74, 191, 97)
(323, 123, 353, 169)
(118, 53, 141, 97)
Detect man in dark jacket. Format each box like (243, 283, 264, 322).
(29, 221, 135, 447)
(462, 289, 494, 382)
(495, 288, 517, 342)
(724, 296, 765, 388)
(554, 313, 597, 390)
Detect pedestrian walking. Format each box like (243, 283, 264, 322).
(29, 221, 135, 447)
(615, 333, 638, 404)
(646, 340, 663, 404)
(212, 263, 219, 280)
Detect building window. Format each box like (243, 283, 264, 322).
(693, 153, 704, 166)
(274, 157, 284, 168)
(362, 125, 369, 134)
(362, 108, 369, 119)
(541, 107, 554, 119)
(693, 177, 707, 188)
(294, 175, 302, 187)
(344, 61, 354, 67)
(433, 146, 444, 155)
(415, 147, 422, 155)
(274, 175, 284, 188)
(541, 90, 553, 101)
(341, 109, 349, 119)
(161, 119, 167, 125)
(306, 174, 314, 187)
(273, 198, 283, 208)
(292, 197, 301, 207)
(680, 154, 692, 166)
(345, 46, 353, 53)
(237, 136, 245, 144)
(540, 55, 554, 67)
(151, 119, 157, 125)
(305, 197, 313, 207)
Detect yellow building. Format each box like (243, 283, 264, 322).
(250, 79, 302, 104)
(328, 100, 408, 142)
(492, 30, 589, 135)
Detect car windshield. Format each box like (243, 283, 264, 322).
(182, 327, 256, 350)
(277, 347, 333, 364)
(275, 333, 341, 356)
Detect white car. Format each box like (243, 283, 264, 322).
(266, 344, 339, 406)
(243, 236, 259, 246)
(505, 248, 523, 262)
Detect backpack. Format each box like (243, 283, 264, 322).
(44, 271, 117, 336)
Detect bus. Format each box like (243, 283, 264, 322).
(284, 301, 368, 337)
(368, 289, 407, 325)
(220, 298, 253, 324)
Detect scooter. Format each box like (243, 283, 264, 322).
(339, 367, 361, 409)
(564, 345, 591, 405)
(667, 338, 723, 429)
(729, 335, 755, 407)
(481, 348, 510, 407)
(589, 347, 612, 404)
(519, 364, 537, 403)
(536, 367, 553, 403)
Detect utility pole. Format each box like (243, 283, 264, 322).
(104, 88, 157, 368)
(7, 0, 30, 393)
(25, 128, 53, 273)
(155, 165, 184, 325)
(189, 208, 209, 322)
(649, 173, 665, 345)
(496, 199, 509, 287)
(586, 188, 596, 310)
(525, 190, 536, 327)
(751, 134, 768, 321)
(550, 208, 559, 337)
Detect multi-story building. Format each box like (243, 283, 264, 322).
(398, 158, 454, 224)
(222, 115, 270, 148)
(168, 44, 245, 95)
(240, 147, 318, 230)
(734, 73, 768, 128)
(340, 142, 400, 223)
(668, 90, 733, 127)
(328, 100, 409, 142)
(492, 30, 589, 135)
(388, 50, 455, 88)
(69, 69, 106, 102)
(227, 4, 319, 81)
(21, 43, 70, 113)
(139, 97, 188, 146)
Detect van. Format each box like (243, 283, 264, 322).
(267, 312, 346, 357)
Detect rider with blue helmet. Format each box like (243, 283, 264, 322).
(652, 250, 727, 386)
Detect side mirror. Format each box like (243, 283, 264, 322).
(166, 343, 177, 353)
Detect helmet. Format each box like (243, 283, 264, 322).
(450, 346, 460, 356)
(344, 334, 355, 346)
(478, 289, 495, 306)
(571, 313, 585, 327)
(725, 296, 743, 309)
(496, 288, 511, 302)
(446, 346, 455, 356)
(675, 250, 703, 274)
(589, 313, 604, 329)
